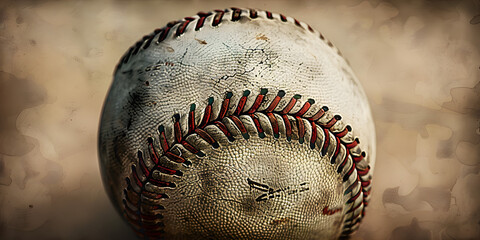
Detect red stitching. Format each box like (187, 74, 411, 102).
(324, 114, 340, 128)
(266, 11, 273, 19)
(322, 127, 331, 157)
(137, 151, 150, 176)
(280, 94, 300, 114)
(231, 8, 242, 21)
(338, 148, 350, 173)
(142, 34, 154, 49)
(181, 140, 202, 156)
(310, 121, 317, 149)
(148, 139, 160, 165)
(247, 88, 267, 114)
(156, 128, 169, 152)
(361, 179, 371, 187)
(308, 24, 314, 32)
(143, 191, 168, 200)
(282, 114, 292, 141)
(335, 125, 351, 138)
(199, 97, 213, 128)
(345, 138, 359, 149)
(250, 114, 266, 139)
(352, 151, 365, 163)
(249, 9, 258, 18)
(296, 116, 305, 144)
(347, 201, 363, 213)
(149, 178, 175, 188)
(165, 151, 185, 163)
(157, 161, 180, 175)
(212, 10, 225, 27)
(122, 90, 371, 237)
(173, 114, 182, 143)
(332, 136, 340, 163)
(213, 121, 235, 141)
(344, 179, 359, 196)
(157, 26, 171, 42)
(234, 90, 250, 115)
(266, 112, 280, 138)
(131, 166, 143, 188)
(117, 8, 342, 74)
(195, 128, 219, 148)
(265, 90, 285, 112)
(188, 104, 196, 134)
(308, 106, 328, 121)
(357, 165, 370, 176)
(295, 98, 314, 117)
(218, 92, 232, 119)
(195, 12, 211, 31)
(175, 19, 191, 36)
(343, 162, 356, 182)
(294, 18, 302, 27)
(347, 189, 361, 204)
(230, 115, 249, 139)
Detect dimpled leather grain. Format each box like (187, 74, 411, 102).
(99, 8, 375, 240)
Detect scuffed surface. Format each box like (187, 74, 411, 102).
(0, 0, 478, 239)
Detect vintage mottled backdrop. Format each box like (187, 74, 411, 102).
(0, 0, 479, 239)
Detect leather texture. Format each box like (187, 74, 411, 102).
(99, 8, 375, 240)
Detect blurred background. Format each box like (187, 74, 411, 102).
(0, 0, 479, 239)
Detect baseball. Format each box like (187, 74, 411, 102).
(99, 7, 375, 240)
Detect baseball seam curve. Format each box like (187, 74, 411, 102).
(115, 7, 344, 74)
(122, 88, 372, 239)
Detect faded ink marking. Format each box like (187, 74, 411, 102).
(248, 178, 310, 202)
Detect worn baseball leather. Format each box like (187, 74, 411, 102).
(99, 8, 375, 240)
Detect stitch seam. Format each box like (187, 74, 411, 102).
(122, 89, 372, 238)
(115, 8, 342, 73)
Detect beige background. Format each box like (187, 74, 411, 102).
(1, 0, 479, 239)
